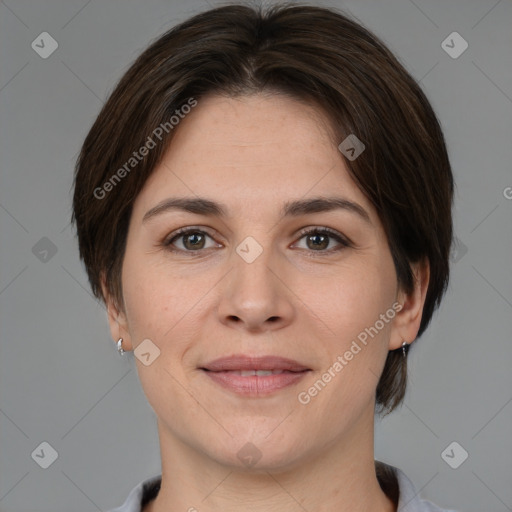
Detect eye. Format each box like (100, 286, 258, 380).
(163, 228, 220, 252)
(162, 226, 351, 254)
(293, 227, 351, 253)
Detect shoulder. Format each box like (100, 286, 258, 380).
(105, 475, 161, 512)
(376, 461, 458, 512)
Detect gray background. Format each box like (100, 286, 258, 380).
(0, 0, 511, 510)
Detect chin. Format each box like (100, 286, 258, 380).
(202, 430, 310, 473)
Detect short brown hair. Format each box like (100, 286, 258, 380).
(72, 3, 454, 416)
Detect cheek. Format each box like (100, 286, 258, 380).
(308, 259, 395, 341)
(121, 249, 174, 340)
(296, 258, 396, 405)
(121, 248, 212, 359)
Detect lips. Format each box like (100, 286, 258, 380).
(223, 369, 287, 376)
(201, 355, 310, 373)
(200, 355, 311, 396)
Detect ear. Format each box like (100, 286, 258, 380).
(389, 258, 430, 350)
(101, 272, 133, 352)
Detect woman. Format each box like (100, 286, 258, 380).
(72, 4, 456, 511)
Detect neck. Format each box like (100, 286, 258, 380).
(145, 405, 396, 512)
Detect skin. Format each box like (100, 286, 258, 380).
(103, 92, 429, 512)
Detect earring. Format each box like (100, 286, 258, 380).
(402, 341, 408, 358)
(117, 338, 125, 356)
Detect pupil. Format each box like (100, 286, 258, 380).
(185, 233, 204, 249)
(308, 234, 328, 250)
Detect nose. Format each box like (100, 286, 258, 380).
(216, 244, 295, 333)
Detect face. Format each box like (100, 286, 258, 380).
(105, 93, 425, 471)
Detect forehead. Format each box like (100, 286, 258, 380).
(132, 93, 375, 221)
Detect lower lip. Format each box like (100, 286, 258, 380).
(202, 370, 309, 396)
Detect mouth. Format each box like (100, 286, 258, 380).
(200, 354, 311, 372)
(204, 369, 297, 376)
(200, 355, 311, 396)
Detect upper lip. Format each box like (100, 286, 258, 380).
(201, 355, 310, 372)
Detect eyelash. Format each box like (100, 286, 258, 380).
(162, 226, 351, 256)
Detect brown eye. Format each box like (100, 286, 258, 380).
(294, 228, 351, 253)
(181, 232, 206, 250)
(305, 233, 330, 250)
(164, 228, 219, 252)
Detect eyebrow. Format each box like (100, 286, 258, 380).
(142, 196, 371, 225)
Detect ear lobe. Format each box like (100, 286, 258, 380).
(100, 272, 133, 351)
(389, 258, 430, 351)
